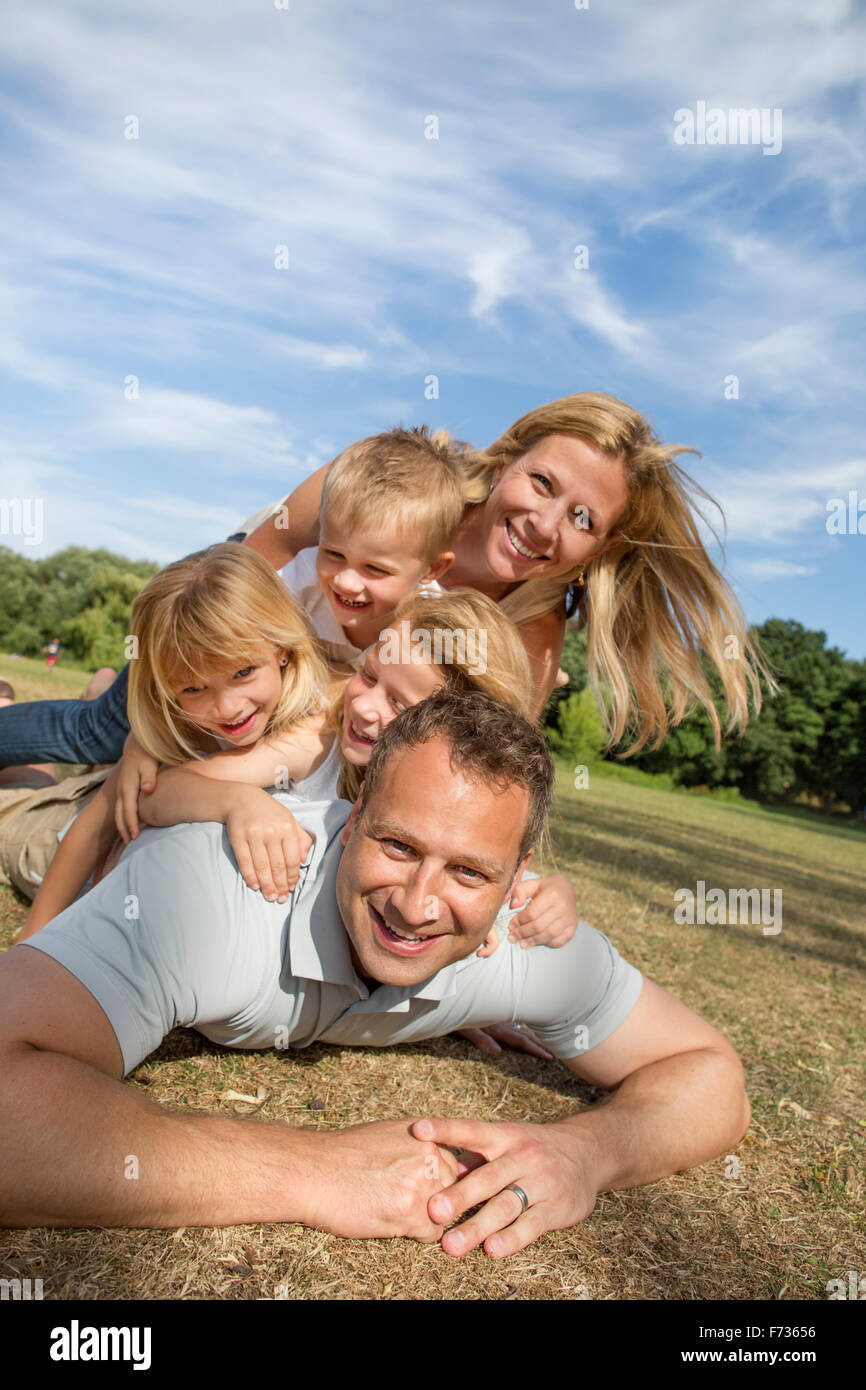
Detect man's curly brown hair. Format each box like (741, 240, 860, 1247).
(357, 687, 554, 865)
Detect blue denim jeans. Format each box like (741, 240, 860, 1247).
(0, 664, 130, 767)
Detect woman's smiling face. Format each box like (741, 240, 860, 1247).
(482, 433, 630, 582)
(341, 644, 445, 767)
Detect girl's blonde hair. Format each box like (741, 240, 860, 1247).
(128, 542, 328, 764)
(331, 587, 534, 802)
(462, 391, 775, 753)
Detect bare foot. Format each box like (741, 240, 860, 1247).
(0, 766, 58, 789)
(79, 667, 117, 701)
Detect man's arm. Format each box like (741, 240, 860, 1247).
(242, 462, 329, 569)
(0, 945, 458, 1233)
(414, 978, 750, 1257)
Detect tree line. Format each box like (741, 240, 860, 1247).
(547, 621, 866, 815)
(0, 545, 158, 670)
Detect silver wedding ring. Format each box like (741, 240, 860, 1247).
(507, 1183, 530, 1214)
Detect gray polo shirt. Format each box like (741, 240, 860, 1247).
(23, 796, 643, 1075)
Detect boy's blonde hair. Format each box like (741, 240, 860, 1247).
(321, 426, 468, 563)
(331, 586, 534, 802)
(128, 543, 328, 764)
(462, 392, 776, 754)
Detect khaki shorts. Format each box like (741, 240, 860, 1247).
(0, 769, 112, 901)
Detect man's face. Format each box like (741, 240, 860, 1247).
(335, 736, 532, 987)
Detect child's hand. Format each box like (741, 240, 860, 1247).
(226, 789, 314, 902)
(506, 873, 578, 949)
(115, 734, 160, 842)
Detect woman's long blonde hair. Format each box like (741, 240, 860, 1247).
(128, 542, 328, 764)
(462, 392, 775, 754)
(331, 587, 534, 802)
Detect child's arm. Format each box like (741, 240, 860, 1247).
(473, 872, 580, 959)
(453, 873, 579, 1057)
(167, 733, 317, 789)
(115, 732, 160, 841)
(115, 728, 326, 841)
(505, 872, 579, 949)
(18, 767, 122, 941)
(137, 771, 313, 902)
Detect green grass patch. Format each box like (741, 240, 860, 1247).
(1, 713, 864, 1300)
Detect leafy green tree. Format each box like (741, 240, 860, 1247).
(619, 618, 863, 811)
(0, 545, 158, 665)
(548, 686, 607, 765)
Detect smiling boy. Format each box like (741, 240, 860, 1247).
(280, 426, 465, 664)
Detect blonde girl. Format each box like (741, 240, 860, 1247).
(20, 544, 330, 939)
(331, 589, 579, 963)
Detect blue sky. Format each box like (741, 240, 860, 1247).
(1, 0, 864, 656)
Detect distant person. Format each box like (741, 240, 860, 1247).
(41, 636, 62, 671)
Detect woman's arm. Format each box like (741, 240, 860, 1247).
(242, 462, 330, 569)
(518, 607, 567, 720)
(18, 768, 122, 940)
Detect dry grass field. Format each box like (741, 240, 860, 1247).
(0, 654, 864, 1301)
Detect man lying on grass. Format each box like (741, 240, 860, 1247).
(0, 690, 750, 1258)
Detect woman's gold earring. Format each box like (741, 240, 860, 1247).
(280, 656, 288, 667)
(574, 565, 586, 586)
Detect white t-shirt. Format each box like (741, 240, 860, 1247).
(280, 548, 447, 668)
(288, 739, 341, 801)
(280, 548, 365, 667)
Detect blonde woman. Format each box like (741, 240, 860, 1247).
(246, 392, 773, 743)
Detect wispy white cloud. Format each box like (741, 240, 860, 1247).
(0, 0, 862, 653)
(737, 559, 818, 580)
